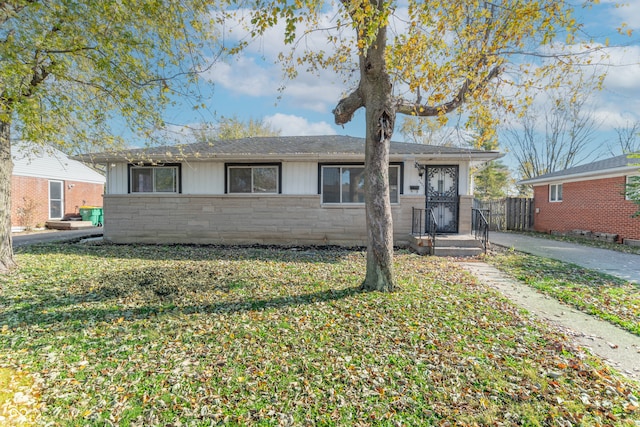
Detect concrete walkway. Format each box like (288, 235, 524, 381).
(489, 231, 640, 284)
(458, 261, 640, 382)
(457, 231, 640, 382)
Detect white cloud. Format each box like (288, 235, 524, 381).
(206, 56, 274, 97)
(601, 0, 640, 30)
(205, 53, 348, 112)
(599, 45, 640, 90)
(205, 6, 356, 113)
(499, 40, 640, 131)
(264, 113, 336, 136)
(585, 45, 640, 129)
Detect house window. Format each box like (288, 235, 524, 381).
(226, 164, 280, 194)
(626, 175, 640, 201)
(549, 183, 563, 202)
(320, 164, 401, 204)
(49, 180, 63, 219)
(130, 164, 180, 193)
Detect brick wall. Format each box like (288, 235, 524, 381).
(11, 175, 104, 229)
(63, 181, 104, 217)
(533, 176, 640, 241)
(11, 176, 49, 228)
(102, 194, 451, 246)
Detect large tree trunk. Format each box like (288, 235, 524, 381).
(359, 23, 397, 292)
(0, 118, 16, 273)
(362, 108, 396, 291)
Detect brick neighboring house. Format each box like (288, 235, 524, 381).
(519, 154, 640, 244)
(11, 143, 106, 231)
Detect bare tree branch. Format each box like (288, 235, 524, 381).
(506, 88, 602, 179)
(607, 121, 640, 156)
(395, 66, 500, 117)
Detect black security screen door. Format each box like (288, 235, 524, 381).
(425, 165, 459, 233)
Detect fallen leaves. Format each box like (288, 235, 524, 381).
(0, 244, 638, 425)
(0, 367, 42, 426)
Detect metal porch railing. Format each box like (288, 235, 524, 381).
(472, 208, 490, 253)
(412, 207, 438, 254)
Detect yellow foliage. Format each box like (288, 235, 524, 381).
(225, 0, 616, 149)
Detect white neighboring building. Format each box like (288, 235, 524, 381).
(11, 143, 105, 231)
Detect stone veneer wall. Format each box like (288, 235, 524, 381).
(458, 195, 473, 234)
(103, 194, 438, 246)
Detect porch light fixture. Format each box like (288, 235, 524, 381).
(414, 161, 426, 177)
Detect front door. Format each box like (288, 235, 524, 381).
(425, 166, 459, 233)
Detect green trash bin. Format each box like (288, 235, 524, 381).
(79, 207, 93, 222)
(79, 206, 103, 226)
(97, 209, 104, 227)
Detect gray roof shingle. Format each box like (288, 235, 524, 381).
(520, 154, 640, 184)
(76, 135, 501, 163)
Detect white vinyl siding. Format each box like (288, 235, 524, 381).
(106, 164, 128, 194)
(12, 143, 105, 184)
(282, 162, 317, 194)
(182, 163, 225, 194)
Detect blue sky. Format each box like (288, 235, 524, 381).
(162, 1, 640, 170)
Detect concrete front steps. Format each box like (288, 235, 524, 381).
(409, 234, 485, 257)
(45, 220, 96, 230)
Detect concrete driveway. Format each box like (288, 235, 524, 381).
(489, 231, 640, 284)
(12, 228, 104, 248)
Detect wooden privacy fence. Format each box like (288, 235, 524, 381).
(473, 198, 534, 231)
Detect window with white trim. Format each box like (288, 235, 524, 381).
(130, 164, 180, 193)
(227, 164, 280, 194)
(321, 164, 400, 204)
(549, 183, 563, 202)
(626, 175, 640, 201)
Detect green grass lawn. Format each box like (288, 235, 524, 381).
(1, 243, 639, 426)
(486, 248, 640, 336)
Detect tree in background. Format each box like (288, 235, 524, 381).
(0, 0, 214, 272)
(193, 115, 281, 142)
(505, 78, 602, 181)
(223, 0, 608, 291)
(607, 121, 640, 156)
(472, 126, 511, 201)
(474, 161, 511, 201)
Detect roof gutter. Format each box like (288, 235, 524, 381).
(519, 165, 640, 186)
(77, 151, 503, 164)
